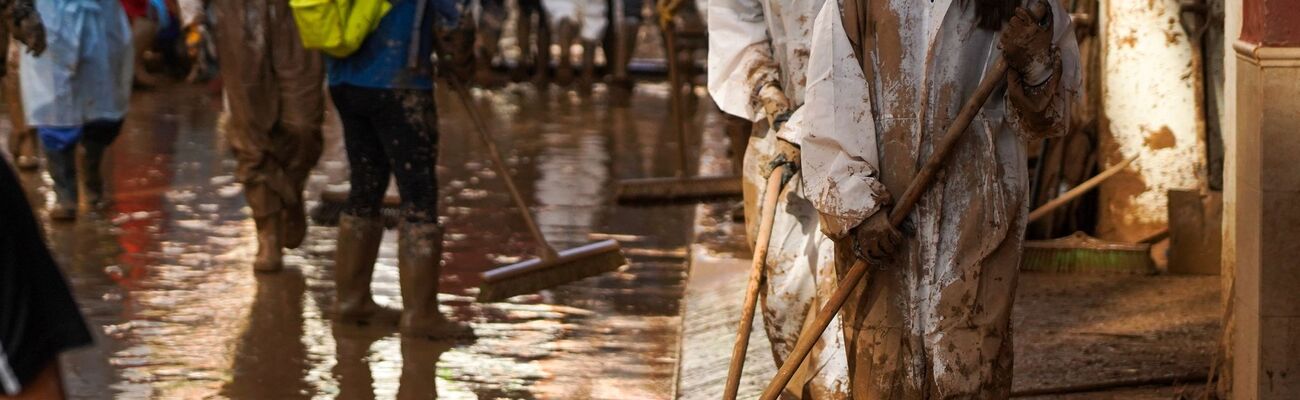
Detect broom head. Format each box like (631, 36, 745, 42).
(1021, 232, 1155, 274)
(615, 176, 742, 205)
(477, 239, 628, 302)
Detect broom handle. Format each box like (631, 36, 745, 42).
(660, 7, 690, 177)
(722, 164, 786, 400)
(451, 81, 560, 260)
(1027, 155, 1136, 223)
(757, 3, 1049, 398)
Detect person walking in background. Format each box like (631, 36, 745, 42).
(326, 0, 475, 339)
(179, 0, 325, 273)
(20, 0, 133, 221)
(543, 0, 607, 87)
(0, 0, 45, 171)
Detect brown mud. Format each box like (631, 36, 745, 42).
(5, 81, 706, 399)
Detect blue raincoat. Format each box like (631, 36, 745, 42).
(20, 0, 133, 150)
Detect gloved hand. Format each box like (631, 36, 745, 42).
(767, 138, 800, 182)
(11, 3, 45, 56)
(437, 21, 477, 84)
(1000, 1, 1055, 86)
(851, 207, 902, 264)
(756, 82, 792, 130)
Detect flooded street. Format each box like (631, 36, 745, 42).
(13, 81, 712, 399)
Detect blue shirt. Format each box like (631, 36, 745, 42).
(327, 0, 459, 90)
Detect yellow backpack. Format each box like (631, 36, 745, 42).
(289, 0, 392, 58)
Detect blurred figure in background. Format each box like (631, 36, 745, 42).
(21, 0, 132, 221)
(179, 0, 325, 273)
(543, 0, 606, 87)
(1, 157, 94, 400)
(0, 0, 43, 171)
(473, 0, 507, 87)
(605, 0, 641, 104)
(513, 0, 550, 83)
(325, 0, 474, 339)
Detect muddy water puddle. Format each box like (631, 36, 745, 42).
(13, 83, 708, 399)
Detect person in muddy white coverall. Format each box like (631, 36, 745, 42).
(710, 0, 1078, 397)
(708, 0, 851, 394)
(178, 0, 326, 273)
(21, 0, 133, 221)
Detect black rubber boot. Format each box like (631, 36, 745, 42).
(44, 144, 78, 221)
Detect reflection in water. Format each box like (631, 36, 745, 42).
(18, 83, 703, 399)
(222, 271, 312, 399)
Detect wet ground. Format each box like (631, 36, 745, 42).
(680, 146, 1221, 399)
(6, 80, 712, 399)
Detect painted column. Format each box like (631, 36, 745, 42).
(1232, 0, 1300, 397)
(1097, 0, 1207, 242)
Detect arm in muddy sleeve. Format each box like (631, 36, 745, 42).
(1006, 0, 1080, 140)
(706, 0, 780, 122)
(798, 0, 889, 239)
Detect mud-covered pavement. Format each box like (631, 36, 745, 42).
(9, 81, 711, 399)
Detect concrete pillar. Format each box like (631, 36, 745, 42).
(1096, 0, 1207, 242)
(1231, 0, 1300, 396)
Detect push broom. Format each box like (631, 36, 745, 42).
(723, 164, 787, 400)
(613, 2, 744, 205)
(446, 81, 629, 303)
(754, 2, 1050, 398)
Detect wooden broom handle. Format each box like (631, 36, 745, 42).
(757, 2, 1050, 398)
(723, 165, 787, 400)
(660, 11, 691, 177)
(451, 82, 560, 260)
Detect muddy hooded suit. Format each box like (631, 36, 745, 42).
(707, 0, 852, 396)
(785, 0, 1080, 397)
(191, 0, 325, 271)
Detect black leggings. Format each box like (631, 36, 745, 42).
(330, 85, 439, 223)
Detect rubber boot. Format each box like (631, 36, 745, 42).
(253, 214, 285, 272)
(83, 120, 123, 210)
(554, 19, 577, 86)
(131, 19, 164, 88)
(13, 130, 39, 171)
(44, 144, 78, 221)
(397, 223, 474, 340)
(609, 20, 639, 107)
(578, 39, 599, 95)
(333, 214, 400, 325)
(533, 14, 553, 86)
(283, 199, 308, 249)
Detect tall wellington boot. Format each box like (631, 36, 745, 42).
(44, 145, 79, 221)
(554, 19, 577, 86)
(578, 39, 598, 93)
(397, 223, 474, 339)
(78, 120, 123, 212)
(283, 199, 308, 249)
(333, 214, 399, 325)
(253, 214, 285, 273)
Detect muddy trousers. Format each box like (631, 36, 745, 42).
(329, 85, 439, 224)
(835, 231, 1020, 399)
(42, 120, 123, 211)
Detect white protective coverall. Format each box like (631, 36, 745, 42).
(796, 0, 1079, 397)
(20, 0, 132, 129)
(707, 0, 850, 396)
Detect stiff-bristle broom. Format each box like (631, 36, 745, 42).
(445, 81, 629, 303)
(1020, 232, 1155, 274)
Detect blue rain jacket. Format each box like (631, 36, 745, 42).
(20, 0, 133, 130)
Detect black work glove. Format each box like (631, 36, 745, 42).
(852, 208, 902, 265)
(1000, 1, 1055, 86)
